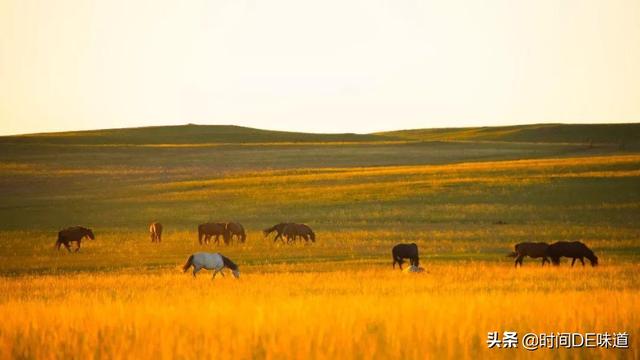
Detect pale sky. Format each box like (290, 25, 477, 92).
(1, 0, 639, 136)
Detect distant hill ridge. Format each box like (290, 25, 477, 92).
(379, 123, 640, 144)
(2, 123, 638, 145)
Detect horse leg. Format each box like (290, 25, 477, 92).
(212, 270, 218, 279)
(580, 257, 585, 266)
(542, 257, 549, 266)
(193, 266, 202, 278)
(571, 258, 576, 267)
(515, 255, 524, 267)
(75, 240, 81, 252)
(63, 242, 72, 252)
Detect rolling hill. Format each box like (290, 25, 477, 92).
(1, 123, 638, 145)
(0, 124, 390, 145)
(378, 123, 640, 144)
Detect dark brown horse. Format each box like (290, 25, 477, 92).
(149, 222, 163, 243)
(225, 222, 246, 243)
(198, 222, 227, 245)
(392, 243, 419, 270)
(548, 241, 598, 266)
(507, 242, 550, 267)
(56, 226, 95, 252)
(263, 223, 291, 242)
(282, 223, 315, 243)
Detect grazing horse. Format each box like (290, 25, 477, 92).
(56, 226, 95, 252)
(263, 222, 291, 242)
(225, 222, 246, 244)
(183, 252, 240, 278)
(198, 222, 227, 245)
(507, 242, 550, 267)
(548, 241, 598, 266)
(149, 222, 163, 243)
(282, 223, 315, 243)
(392, 243, 419, 270)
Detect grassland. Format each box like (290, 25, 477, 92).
(0, 124, 638, 358)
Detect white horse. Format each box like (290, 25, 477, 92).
(183, 252, 240, 279)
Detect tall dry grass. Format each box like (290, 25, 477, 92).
(1, 263, 637, 359)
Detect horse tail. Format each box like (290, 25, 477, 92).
(55, 231, 63, 249)
(183, 255, 194, 272)
(241, 230, 246, 243)
(507, 251, 518, 257)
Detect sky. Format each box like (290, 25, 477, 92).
(1, 0, 639, 136)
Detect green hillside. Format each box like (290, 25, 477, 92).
(3, 123, 639, 145)
(1, 124, 392, 145)
(379, 123, 640, 144)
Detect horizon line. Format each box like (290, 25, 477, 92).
(3, 120, 640, 138)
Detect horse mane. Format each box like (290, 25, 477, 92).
(220, 254, 238, 271)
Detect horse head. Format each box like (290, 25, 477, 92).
(86, 228, 95, 240)
(231, 269, 240, 279)
(263, 226, 274, 237)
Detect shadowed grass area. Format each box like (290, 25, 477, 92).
(0, 153, 638, 274)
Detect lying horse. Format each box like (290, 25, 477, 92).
(56, 226, 95, 252)
(508, 242, 550, 267)
(198, 222, 227, 245)
(282, 223, 315, 243)
(392, 243, 419, 270)
(183, 252, 240, 278)
(225, 222, 246, 243)
(548, 241, 598, 266)
(263, 222, 291, 242)
(149, 222, 163, 243)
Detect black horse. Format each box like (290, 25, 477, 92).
(548, 241, 598, 266)
(56, 226, 95, 252)
(392, 243, 419, 270)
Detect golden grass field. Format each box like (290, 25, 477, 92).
(1, 263, 638, 359)
(0, 126, 639, 359)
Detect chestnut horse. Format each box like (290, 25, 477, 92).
(507, 242, 550, 267)
(149, 222, 163, 243)
(263, 222, 292, 242)
(198, 222, 227, 245)
(225, 222, 246, 243)
(282, 223, 315, 243)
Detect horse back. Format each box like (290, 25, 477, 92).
(192, 252, 224, 270)
(392, 243, 418, 258)
(58, 226, 87, 241)
(549, 241, 592, 257)
(199, 222, 225, 235)
(515, 242, 549, 257)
